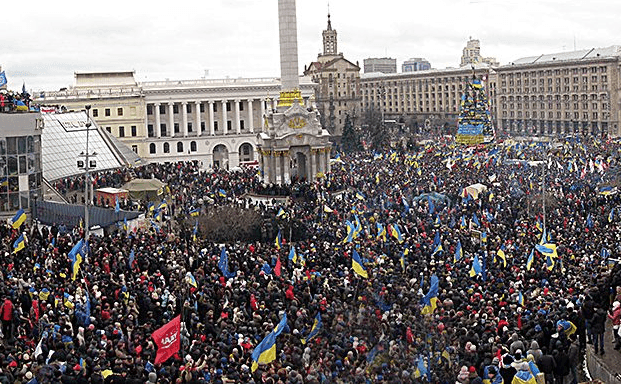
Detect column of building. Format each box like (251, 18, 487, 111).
(234, 100, 241, 134)
(208, 101, 215, 135)
(181, 102, 188, 137)
(260, 99, 266, 131)
(155, 103, 161, 138)
(221, 100, 227, 135)
(247, 99, 254, 133)
(195, 101, 202, 137)
(168, 103, 175, 138)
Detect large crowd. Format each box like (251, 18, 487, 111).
(1, 137, 621, 384)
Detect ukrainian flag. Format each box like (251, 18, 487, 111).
(609, 208, 614, 223)
(185, 272, 198, 288)
(390, 224, 404, 243)
(157, 200, 167, 211)
(218, 189, 227, 198)
(343, 220, 355, 243)
(148, 202, 155, 212)
(39, 288, 50, 301)
(556, 320, 577, 336)
(535, 243, 558, 258)
(352, 250, 368, 278)
(400, 249, 407, 271)
(454, 240, 463, 263)
(431, 242, 443, 257)
(376, 223, 387, 242)
(275, 230, 282, 250)
(469, 254, 482, 277)
(192, 221, 198, 242)
(11, 209, 26, 229)
(512, 369, 537, 384)
(496, 245, 507, 267)
(460, 216, 467, 229)
(276, 208, 287, 218)
(535, 219, 543, 232)
(288, 246, 298, 264)
(545, 255, 555, 271)
(301, 313, 322, 345)
(420, 274, 439, 315)
(0, 177, 8, 187)
(68, 239, 89, 281)
(526, 249, 534, 271)
(123, 217, 128, 231)
(481, 231, 487, 243)
(472, 213, 480, 228)
(13, 234, 25, 253)
(413, 355, 428, 379)
(189, 208, 200, 217)
(355, 191, 366, 200)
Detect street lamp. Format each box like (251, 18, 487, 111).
(79, 105, 97, 241)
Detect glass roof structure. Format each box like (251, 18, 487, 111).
(41, 111, 141, 181)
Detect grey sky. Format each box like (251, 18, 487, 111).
(1, 0, 619, 92)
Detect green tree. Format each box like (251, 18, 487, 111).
(341, 114, 362, 153)
(363, 105, 388, 151)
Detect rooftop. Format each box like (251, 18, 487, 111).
(507, 45, 621, 66)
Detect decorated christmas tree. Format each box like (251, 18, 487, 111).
(455, 72, 494, 145)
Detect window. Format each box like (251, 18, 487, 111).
(190, 141, 197, 152)
(131, 145, 138, 154)
(105, 108, 111, 117)
(147, 105, 153, 115)
(240, 120, 245, 130)
(159, 105, 166, 114)
(131, 126, 137, 137)
(227, 121, 232, 131)
(148, 124, 154, 137)
(163, 143, 170, 153)
(92, 109, 99, 117)
(173, 105, 179, 114)
(174, 123, 180, 134)
(214, 121, 218, 131)
(118, 126, 125, 137)
(239, 102, 244, 111)
(117, 107, 123, 116)
(188, 122, 193, 132)
(160, 124, 167, 136)
(186, 104, 192, 113)
(106, 127, 111, 133)
(149, 143, 156, 154)
(226, 102, 231, 112)
(177, 142, 183, 152)
(201, 122, 206, 132)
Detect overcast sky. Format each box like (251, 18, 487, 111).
(2, 0, 619, 92)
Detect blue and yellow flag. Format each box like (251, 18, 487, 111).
(185, 272, 198, 288)
(355, 191, 366, 201)
(251, 331, 277, 372)
(276, 208, 287, 218)
(460, 216, 467, 229)
(13, 234, 25, 253)
(301, 313, 322, 345)
(496, 245, 507, 267)
(535, 219, 543, 232)
(275, 230, 283, 249)
(189, 208, 199, 217)
(469, 254, 482, 277)
(420, 274, 439, 315)
(192, 220, 198, 242)
(518, 291, 525, 306)
(376, 223, 387, 242)
(526, 248, 534, 271)
(472, 213, 480, 228)
(481, 231, 487, 243)
(390, 224, 404, 243)
(609, 208, 615, 223)
(352, 250, 368, 278)
(535, 243, 558, 258)
(11, 209, 26, 229)
(218, 189, 227, 198)
(431, 242, 443, 257)
(218, 247, 236, 279)
(343, 220, 355, 243)
(413, 355, 428, 380)
(454, 240, 463, 263)
(123, 217, 128, 231)
(0, 177, 7, 187)
(68, 239, 89, 281)
(288, 246, 298, 264)
(157, 200, 167, 211)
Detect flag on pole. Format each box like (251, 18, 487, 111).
(115, 197, 120, 213)
(351, 250, 368, 278)
(420, 274, 439, 315)
(526, 248, 534, 271)
(218, 247, 236, 279)
(275, 230, 283, 249)
(11, 209, 26, 229)
(152, 315, 181, 365)
(68, 239, 89, 281)
(301, 313, 322, 345)
(454, 240, 463, 263)
(469, 254, 482, 277)
(13, 234, 25, 253)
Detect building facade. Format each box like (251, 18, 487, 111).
(363, 58, 397, 74)
(360, 66, 494, 130)
(402, 58, 431, 72)
(494, 46, 621, 137)
(304, 14, 361, 138)
(35, 72, 316, 169)
(460, 38, 499, 68)
(0, 112, 43, 219)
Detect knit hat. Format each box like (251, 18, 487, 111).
(148, 372, 157, 383)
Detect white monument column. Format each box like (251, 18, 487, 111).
(247, 99, 254, 133)
(278, 0, 300, 91)
(194, 102, 201, 136)
(155, 103, 161, 138)
(260, 99, 266, 130)
(181, 102, 188, 137)
(221, 100, 227, 135)
(234, 100, 241, 134)
(208, 101, 215, 136)
(168, 103, 175, 137)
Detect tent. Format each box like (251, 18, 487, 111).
(465, 183, 488, 200)
(122, 178, 166, 201)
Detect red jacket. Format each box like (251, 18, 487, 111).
(608, 307, 621, 326)
(1, 299, 13, 321)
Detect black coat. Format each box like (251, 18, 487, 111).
(591, 308, 606, 334)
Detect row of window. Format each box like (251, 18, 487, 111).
(105, 125, 137, 137)
(500, 66, 608, 80)
(146, 101, 247, 115)
(501, 102, 608, 111)
(501, 110, 608, 120)
(145, 121, 246, 137)
(149, 141, 198, 154)
(500, 84, 608, 94)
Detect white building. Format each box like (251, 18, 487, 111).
(35, 72, 316, 169)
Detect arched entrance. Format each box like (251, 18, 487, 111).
(213, 144, 229, 170)
(290, 150, 308, 181)
(239, 143, 254, 162)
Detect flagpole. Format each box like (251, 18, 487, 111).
(542, 151, 547, 232)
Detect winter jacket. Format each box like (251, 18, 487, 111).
(591, 308, 606, 334)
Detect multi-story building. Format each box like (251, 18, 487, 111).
(494, 46, 621, 137)
(460, 38, 499, 68)
(304, 14, 361, 138)
(361, 65, 494, 131)
(402, 58, 431, 72)
(0, 111, 43, 219)
(364, 58, 397, 74)
(35, 72, 316, 168)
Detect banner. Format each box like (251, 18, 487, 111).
(152, 315, 181, 365)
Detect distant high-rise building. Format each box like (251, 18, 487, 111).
(363, 58, 397, 74)
(304, 13, 361, 138)
(402, 58, 431, 72)
(460, 37, 498, 67)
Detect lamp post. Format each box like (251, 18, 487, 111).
(79, 105, 98, 241)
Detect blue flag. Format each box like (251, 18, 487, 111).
(0, 72, 7, 87)
(218, 247, 236, 279)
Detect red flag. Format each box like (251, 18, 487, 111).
(274, 257, 282, 277)
(152, 315, 181, 365)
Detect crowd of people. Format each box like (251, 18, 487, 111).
(0, 137, 621, 383)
